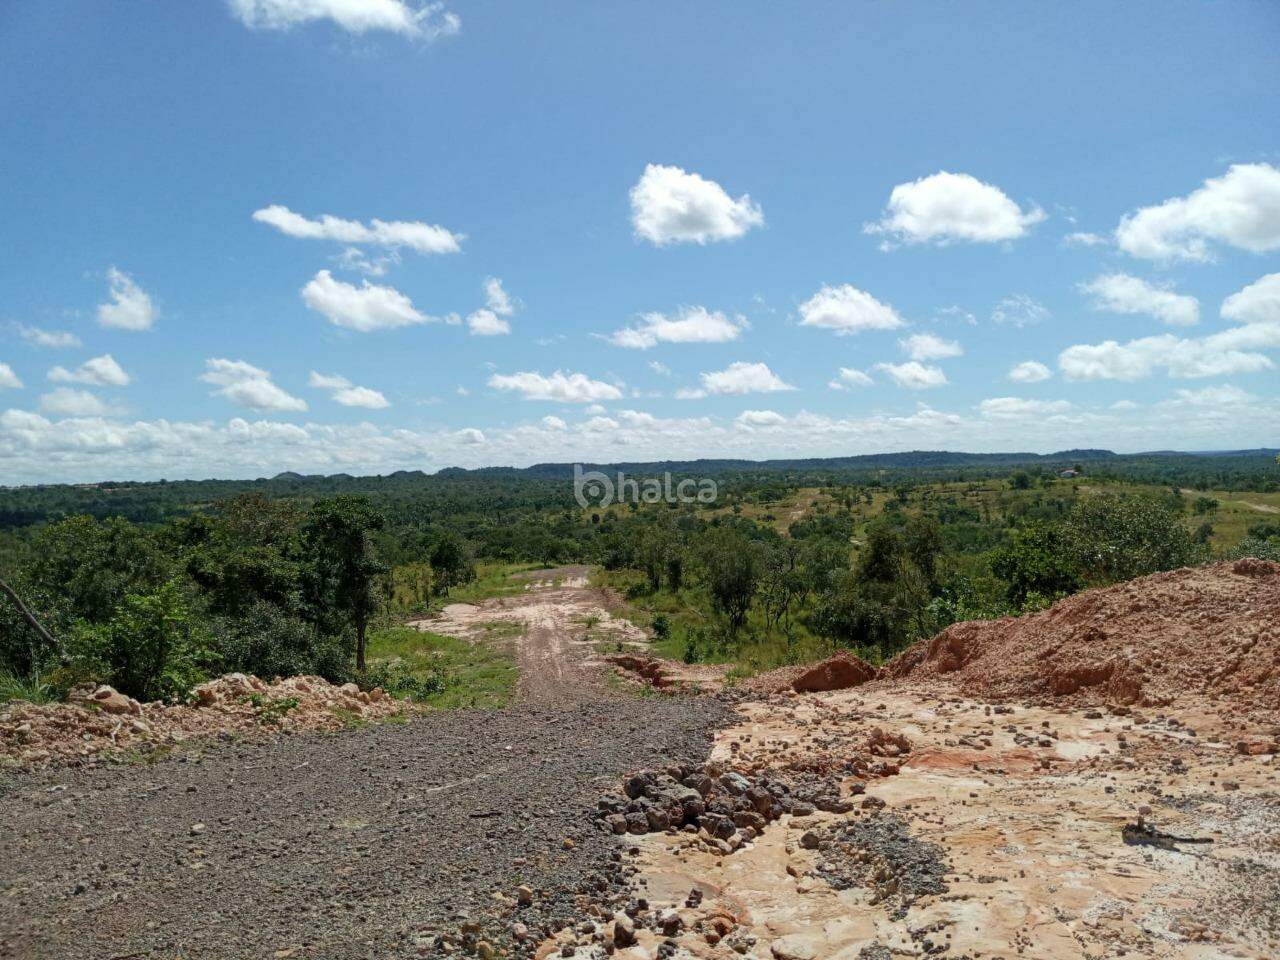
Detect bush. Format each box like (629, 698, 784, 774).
(989, 524, 1082, 605)
(1063, 496, 1203, 586)
(69, 581, 214, 701)
(211, 600, 350, 683)
(358, 660, 446, 701)
(650, 614, 670, 641)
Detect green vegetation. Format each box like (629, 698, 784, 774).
(0, 449, 1276, 702)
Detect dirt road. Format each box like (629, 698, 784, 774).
(0, 569, 727, 960)
(408, 565, 648, 703)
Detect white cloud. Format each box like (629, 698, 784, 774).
(1166, 384, 1254, 407)
(48, 354, 131, 387)
(735, 409, 787, 429)
(797, 284, 904, 336)
(334, 246, 397, 277)
(978, 397, 1072, 418)
(254, 204, 461, 255)
(828, 367, 874, 390)
(1007, 360, 1051, 383)
(541, 415, 567, 431)
(1058, 324, 1280, 381)
(455, 427, 485, 445)
(629, 164, 763, 246)
(1115, 163, 1280, 262)
(201, 358, 307, 412)
(991, 294, 1050, 327)
(39, 388, 108, 418)
(97, 267, 156, 331)
(900, 332, 962, 361)
(864, 171, 1045, 246)
(466, 309, 510, 337)
(228, 0, 460, 38)
(648, 360, 671, 377)
(307, 371, 390, 409)
(483, 277, 514, 316)
(875, 361, 948, 389)
(15, 325, 81, 349)
(488, 370, 623, 403)
(1221, 272, 1280, 325)
(683, 361, 794, 398)
(1080, 273, 1199, 327)
(1063, 231, 1108, 247)
(608, 306, 747, 349)
(301, 270, 432, 332)
(0, 362, 22, 390)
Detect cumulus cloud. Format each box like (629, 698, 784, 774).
(15, 325, 81, 349)
(1081, 273, 1199, 327)
(629, 164, 763, 246)
(0, 362, 22, 390)
(301, 270, 433, 332)
(978, 397, 1072, 418)
(1063, 231, 1108, 247)
(678, 361, 794, 399)
(465, 276, 516, 336)
(899, 332, 962, 361)
(828, 367, 874, 390)
(875, 361, 948, 389)
(39, 388, 109, 418)
(991, 294, 1050, 327)
(1166, 384, 1255, 407)
(466, 310, 510, 337)
(607, 306, 746, 349)
(1115, 163, 1280, 262)
(797, 284, 904, 336)
(864, 171, 1045, 246)
(488, 370, 623, 403)
(254, 204, 461, 255)
(48, 354, 131, 387)
(228, 0, 460, 38)
(1058, 324, 1280, 381)
(735, 409, 787, 429)
(541, 415, 567, 431)
(201, 358, 307, 412)
(308, 371, 390, 409)
(97, 268, 156, 331)
(1008, 360, 1051, 383)
(1221, 272, 1280, 325)
(455, 427, 485, 444)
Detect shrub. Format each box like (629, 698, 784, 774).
(211, 600, 350, 683)
(69, 581, 213, 701)
(651, 614, 670, 641)
(1062, 496, 1203, 586)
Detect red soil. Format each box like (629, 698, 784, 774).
(884, 559, 1280, 709)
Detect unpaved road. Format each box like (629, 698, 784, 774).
(0, 568, 728, 959)
(408, 564, 647, 703)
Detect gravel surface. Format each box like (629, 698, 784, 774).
(0, 697, 729, 959)
(0, 567, 731, 960)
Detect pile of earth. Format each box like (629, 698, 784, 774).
(885, 559, 1280, 710)
(0, 673, 405, 767)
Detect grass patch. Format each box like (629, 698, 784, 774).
(0, 668, 57, 705)
(366, 624, 518, 710)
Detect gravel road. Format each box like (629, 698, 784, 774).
(0, 569, 730, 960)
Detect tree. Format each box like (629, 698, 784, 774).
(697, 527, 760, 637)
(1063, 495, 1202, 586)
(302, 497, 387, 672)
(990, 524, 1081, 606)
(429, 532, 475, 597)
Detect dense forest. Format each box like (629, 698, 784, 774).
(1, 449, 1277, 705)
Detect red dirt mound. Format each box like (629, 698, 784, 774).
(791, 652, 878, 693)
(884, 559, 1280, 709)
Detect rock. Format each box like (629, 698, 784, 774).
(613, 912, 636, 948)
(74, 685, 143, 717)
(791, 653, 877, 694)
(516, 884, 533, 905)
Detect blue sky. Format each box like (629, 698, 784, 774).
(1, 1, 1278, 483)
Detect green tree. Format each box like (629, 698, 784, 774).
(697, 526, 760, 637)
(989, 524, 1081, 606)
(302, 497, 387, 672)
(429, 532, 475, 596)
(1063, 495, 1202, 586)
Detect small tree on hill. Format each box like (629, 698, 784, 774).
(302, 496, 386, 673)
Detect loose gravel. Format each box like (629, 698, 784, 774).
(0, 696, 730, 959)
